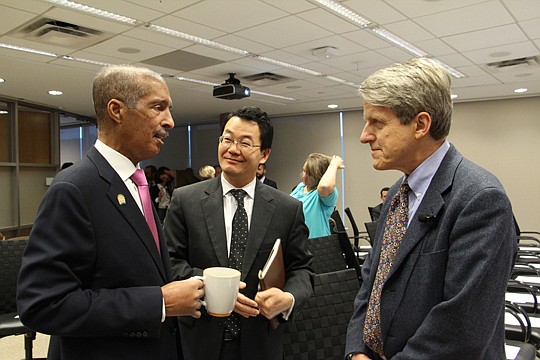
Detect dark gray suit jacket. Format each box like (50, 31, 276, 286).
(164, 177, 313, 360)
(17, 147, 181, 360)
(346, 145, 517, 360)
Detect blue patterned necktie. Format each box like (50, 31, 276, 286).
(225, 189, 248, 338)
(363, 182, 410, 359)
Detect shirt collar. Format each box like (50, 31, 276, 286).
(221, 176, 257, 199)
(406, 140, 450, 196)
(94, 139, 138, 181)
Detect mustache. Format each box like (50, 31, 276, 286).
(154, 129, 169, 140)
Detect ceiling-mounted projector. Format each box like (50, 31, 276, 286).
(213, 73, 250, 100)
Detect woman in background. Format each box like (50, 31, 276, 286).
(291, 153, 344, 238)
(155, 167, 173, 223)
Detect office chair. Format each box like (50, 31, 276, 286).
(364, 221, 379, 246)
(283, 268, 360, 360)
(344, 207, 365, 250)
(0, 237, 36, 360)
(308, 234, 349, 274)
(329, 210, 362, 279)
(367, 206, 376, 221)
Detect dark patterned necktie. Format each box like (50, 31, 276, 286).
(363, 182, 410, 358)
(225, 189, 248, 338)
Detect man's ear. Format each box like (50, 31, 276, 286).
(107, 99, 124, 124)
(414, 111, 431, 139)
(260, 148, 271, 163)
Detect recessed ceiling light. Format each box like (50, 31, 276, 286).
(514, 88, 528, 93)
(327, 104, 339, 109)
(48, 90, 63, 96)
(0, 78, 5, 83)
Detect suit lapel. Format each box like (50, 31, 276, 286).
(241, 182, 274, 280)
(201, 178, 228, 266)
(87, 148, 167, 280)
(386, 145, 462, 279)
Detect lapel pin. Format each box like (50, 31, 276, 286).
(117, 194, 126, 205)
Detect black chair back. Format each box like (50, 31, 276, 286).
(0, 238, 28, 313)
(308, 234, 348, 274)
(344, 207, 360, 248)
(0, 237, 36, 360)
(364, 221, 378, 245)
(283, 268, 360, 360)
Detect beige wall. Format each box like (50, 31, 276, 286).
(268, 96, 540, 231)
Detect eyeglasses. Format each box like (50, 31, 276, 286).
(218, 135, 261, 151)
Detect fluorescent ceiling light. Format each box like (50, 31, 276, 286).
(0, 78, 5, 83)
(327, 104, 339, 109)
(307, 0, 372, 27)
(45, 0, 139, 25)
(0, 42, 57, 57)
(254, 56, 323, 77)
(309, 0, 466, 79)
(514, 88, 528, 93)
(46, 0, 361, 88)
(148, 25, 251, 57)
(48, 90, 63, 96)
(324, 75, 358, 87)
(369, 27, 428, 57)
(430, 58, 466, 79)
(62, 56, 111, 66)
(250, 90, 295, 101)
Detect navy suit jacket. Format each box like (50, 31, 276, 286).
(17, 147, 181, 360)
(263, 177, 278, 189)
(346, 145, 517, 359)
(164, 177, 313, 360)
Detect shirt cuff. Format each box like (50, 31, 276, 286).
(281, 292, 295, 321)
(161, 298, 166, 323)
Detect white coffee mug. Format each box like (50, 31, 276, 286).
(195, 267, 241, 317)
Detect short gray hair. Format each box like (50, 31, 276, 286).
(359, 57, 453, 140)
(92, 65, 165, 121)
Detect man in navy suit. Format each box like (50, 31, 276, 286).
(256, 163, 278, 189)
(17, 65, 203, 360)
(164, 106, 313, 360)
(345, 58, 516, 360)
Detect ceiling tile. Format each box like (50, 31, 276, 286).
(501, 0, 540, 21)
(442, 24, 530, 52)
(234, 16, 333, 48)
(83, 35, 175, 62)
(520, 18, 540, 39)
(462, 41, 539, 64)
(414, 1, 514, 37)
(125, 0, 200, 14)
(387, 0, 488, 18)
(0, 6, 38, 35)
(172, 0, 288, 33)
(296, 8, 359, 33)
(344, 0, 405, 25)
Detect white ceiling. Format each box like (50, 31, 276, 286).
(0, 0, 539, 126)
